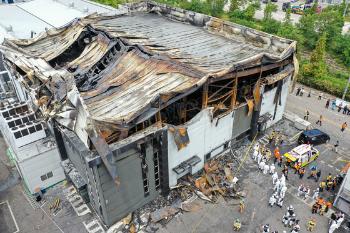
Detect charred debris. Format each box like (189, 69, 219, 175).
(0, 0, 297, 227)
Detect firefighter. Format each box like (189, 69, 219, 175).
(319, 180, 326, 192)
(327, 173, 332, 182)
(233, 219, 241, 231)
(299, 167, 305, 179)
(239, 199, 245, 213)
(326, 180, 333, 191)
(274, 147, 280, 164)
(319, 204, 326, 216)
(307, 218, 316, 231)
(341, 122, 347, 132)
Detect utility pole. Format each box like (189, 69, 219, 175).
(344, 0, 349, 17)
(342, 76, 350, 100)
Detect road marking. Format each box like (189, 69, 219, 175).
(327, 164, 334, 168)
(332, 156, 344, 165)
(320, 160, 325, 164)
(250, 208, 256, 222)
(0, 200, 19, 233)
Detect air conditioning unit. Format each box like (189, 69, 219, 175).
(11, 121, 46, 147)
(0, 102, 29, 119)
(5, 112, 36, 129)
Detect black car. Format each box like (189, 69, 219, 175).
(298, 129, 330, 145)
(282, 2, 291, 11)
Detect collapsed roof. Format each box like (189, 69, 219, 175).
(0, 1, 297, 183)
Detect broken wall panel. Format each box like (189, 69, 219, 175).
(167, 108, 234, 187)
(260, 75, 292, 128)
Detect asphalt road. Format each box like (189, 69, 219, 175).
(286, 85, 350, 153)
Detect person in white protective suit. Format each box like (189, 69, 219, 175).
(280, 180, 286, 191)
(280, 174, 286, 184)
(259, 160, 266, 171)
(336, 214, 344, 228)
(280, 185, 287, 198)
(272, 171, 278, 185)
(291, 220, 301, 233)
(269, 163, 275, 174)
(276, 196, 284, 208)
(257, 151, 262, 164)
(252, 149, 258, 161)
(297, 184, 304, 197)
(274, 179, 281, 193)
(263, 164, 270, 174)
(312, 189, 319, 200)
(329, 221, 338, 233)
(269, 194, 277, 207)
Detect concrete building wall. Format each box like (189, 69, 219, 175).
(16, 147, 65, 193)
(167, 108, 235, 187)
(96, 144, 159, 226)
(260, 76, 291, 128)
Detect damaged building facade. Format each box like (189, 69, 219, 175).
(0, 1, 297, 226)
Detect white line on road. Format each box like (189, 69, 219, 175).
(0, 200, 20, 233)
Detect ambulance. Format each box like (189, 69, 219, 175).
(283, 144, 319, 167)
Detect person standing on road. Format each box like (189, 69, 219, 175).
(274, 147, 280, 164)
(341, 122, 347, 132)
(296, 86, 301, 96)
(318, 92, 323, 100)
(325, 99, 330, 108)
(331, 99, 336, 110)
(282, 165, 289, 180)
(319, 180, 326, 192)
(304, 110, 310, 121)
(333, 141, 339, 153)
(343, 105, 348, 114)
(316, 170, 321, 182)
(316, 115, 323, 126)
(299, 167, 305, 179)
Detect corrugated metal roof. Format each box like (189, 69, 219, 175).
(93, 13, 267, 73)
(82, 49, 202, 124)
(0, 1, 296, 130)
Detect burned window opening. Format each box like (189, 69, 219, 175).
(160, 89, 202, 126)
(207, 78, 235, 117)
(48, 29, 98, 68)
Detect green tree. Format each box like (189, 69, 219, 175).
(277, 9, 304, 45)
(210, 0, 226, 17)
(303, 33, 328, 78)
(230, 0, 242, 12)
(263, 1, 277, 21)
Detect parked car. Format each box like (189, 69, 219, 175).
(282, 2, 291, 11)
(298, 129, 330, 145)
(284, 144, 319, 168)
(271, 0, 278, 2)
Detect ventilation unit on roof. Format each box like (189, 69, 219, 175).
(0, 102, 29, 118)
(10, 121, 46, 147)
(5, 112, 36, 129)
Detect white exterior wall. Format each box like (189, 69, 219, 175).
(260, 76, 291, 128)
(16, 147, 65, 194)
(167, 108, 234, 187)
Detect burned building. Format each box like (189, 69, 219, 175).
(0, 1, 297, 226)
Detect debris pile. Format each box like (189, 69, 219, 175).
(108, 140, 251, 232)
